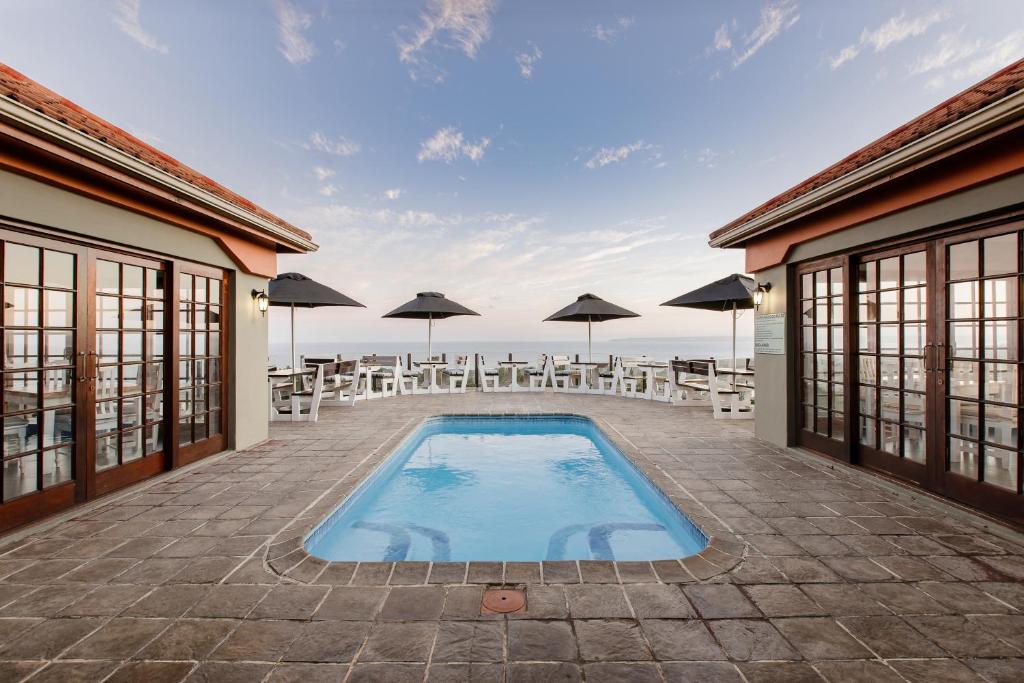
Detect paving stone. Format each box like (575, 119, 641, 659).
(771, 617, 873, 659)
(431, 621, 504, 662)
(799, 584, 888, 616)
(640, 619, 725, 660)
(0, 617, 102, 659)
(380, 585, 446, 620)
(282, 621, 370, 662)
(210, 619, 303, 661)
(186, 584, 269, 618)
(27, 660, 119, 683)
(351, 562, 393, 585)
(858, 582, 950, 614)
(743, 584, 824, 617)
(661, 662, 742, 682)
(57, 584, 151, 616)
(266, 663, 349, 683)
(964, 657, 1024, 683)
(428, 563, 468, 584)
(348, 663, 425, 682)
(467, 562, 503, 583)
(838, 615, 946, 657)
(578, 561, 618, 583)
(813, 660, 905, 682)
(359, 622, 437, 662)
(908, 614, 1021, 656)
(505, 562, 541, 584)
(426, 663, 503, 682)
(917, 581, 1017, 614)
(736, 661, 823, 682)
(250, 585, 330, 620)
(314, 587, 386, 620)
(624, 583, 695, 618)
(707, 619, 801, 661)
(968, 614, 1024, 650)
(507, 620, 577, 661)
(505, 662, 582, 682)
(574, 619, 651, 661)
(63, 617, 170, 659)
(389, 561, 430, 585)
(820, 556, 896, 581)
(316, 562, 357, 585)
(106, 661, 195, 683)
(136, 618, 238, 660)
(542, 561, 580, 583)
(565, 584, 632, 618)
(614, 561, 656, 582)
(513, 585, 567, 619)
(770, 556, 841, 583)
(582, 662, 661, 682)
(184, 662, 273, 682)
(888, 658, 987, 682)
(684, 584, 760, 618)
(441, 585, 486, 620)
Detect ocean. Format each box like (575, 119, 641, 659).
(269, 336, 754, 367)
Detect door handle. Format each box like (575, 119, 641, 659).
(923, 343, 935, 372)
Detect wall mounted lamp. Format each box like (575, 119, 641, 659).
(754, 282, 772, 308)
(252, 289, 270, 316)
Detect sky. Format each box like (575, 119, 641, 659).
(2, 0, 1023, 345)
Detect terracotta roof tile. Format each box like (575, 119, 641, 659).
(0, 62, 311, 243)
(712, 58, 1024, 241)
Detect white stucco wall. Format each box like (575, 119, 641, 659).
(747, 171, 1024, 448)
(0, 168, 271, 449)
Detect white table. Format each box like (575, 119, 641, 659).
(570, 362, 601, 394)
(498, 361, 530, 392)
(416, 360, 449, 394)
(267, 368, 315, 420)
(637, 363, 669, 401)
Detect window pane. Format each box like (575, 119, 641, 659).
(96, 435, 118, 471)
(949, 322, 980, 358)
(904, 427, 925, 463)
(902, 323, 926, 355)
(122, 265, 143, 297)
(179, 274, 193, 302)
(903, 357, 925, 392)
(879, 325, 899, 354)
(144, 392, 163, 423)
(6, 330, 38, 368)
(879, 290, 898, 322)
(122, 429, 145, 463)
(902, 394, 925, 428)
(984, 320, 1017, 360)
(903, 286, 926, 321)
(95, 400, 119, 436)
(983, 233, 1018, 276)
(145, 423, 164, 455)
(984, 446, 1018, 491)
(45, 290, 74, 328)
(4, 287, 40, 327)
(42, 369, 73, 407)
(829, 268, 843, 295)
(903, 252, 926, 286)
(5, 243, 40, 285)
(985, 403, 1017, 448)
(97, 260, 119, 294)
(859, 417, 876, 447)
(879, 257, 899, 289)
(881, 421, 899, 455)
(42, 408, 73, 447)
(815, 271, 827, 297)
(948, 437, 979, 479)
(949, 241, 979, 280)
(859, 355, 877, 385)
(122, 363, 143, 396)
(123, 332, 143, 362)
(949, 399, 980, 439)
(43, 447, 72, 487)
(859, 385, 877, 416)
(208, 410, 222, 437)
(209, 280, 221, 305)
(4, 372, 38, 414)
(96, 367, 119, 400)
(3, 454, 39, 499)
(802, 273, 813, 296)
(123, 300, 143, 329)
(983, 277, 1018, 318)
(3, 412, 39, 455)
(830, 354, 844, 383)
(950, 281, 979, 319)
(859, 294, 877, 322)
(44, 331, 73, 366)
(178, 418, 193, 445)
(949, 361, 979, 398)
(97, 295, 119, 328)
(858, 261, 876, 292)
(985, 362, 1017, 404)
(96, 332, 119, 363)
(858, 325, 877, 352)
(146, 269, 165, 300)
(880, 390, 900, 422)
(145, 333, 164, 360)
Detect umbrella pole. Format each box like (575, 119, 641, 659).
(427, 312, 432, 360)
(290, 303, 296, 369)
(731, 302, 737, 390)
(588, 316, 592, 364)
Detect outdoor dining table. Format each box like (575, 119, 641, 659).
(570, 361, 602, 394)
(498, 360, 531, 392)
(636, 362, 669, 401)
(416, 360, 449, 394)
(267, 367, 315, 420)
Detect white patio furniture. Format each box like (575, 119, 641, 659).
(636, 361, 672, 402)
(479, 356, 502, 392)
(499, 360, 530, 392)
(597, 356, 639, 397)
(268, 365, 319, 421)
(415, 359, 447, 394)
(669, 359, 714, 406)
(545, 355, 575, 392)
(442, 355, 472, 394)
(321, 359, 362, 406)
(571, 361, 601, 394)
(525, 355, 549, 392)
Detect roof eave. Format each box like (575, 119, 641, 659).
(709, 88, 1024, 249)
(0, 96, 318, 254)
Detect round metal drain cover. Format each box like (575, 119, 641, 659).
(481, 589, 525, 614)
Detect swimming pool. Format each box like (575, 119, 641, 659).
(305, 415, 707, 562)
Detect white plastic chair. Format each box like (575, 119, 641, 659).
(479, 356, 502, 392)
(443, 355, 471, 394)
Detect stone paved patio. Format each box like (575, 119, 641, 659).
(1, 392, 1023, 682)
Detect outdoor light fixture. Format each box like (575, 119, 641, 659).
(754, 282, 772, 307)
(252, 289, 270, 316)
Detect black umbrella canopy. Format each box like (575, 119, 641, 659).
(268, 272, 365, 308)
(544, 293, 640, 322)
(660, 274, 757, 312)
(382, 292, 480, 319)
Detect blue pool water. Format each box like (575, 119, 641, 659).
(305, 416, 707, 562)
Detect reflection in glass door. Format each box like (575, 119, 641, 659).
(796, 261, 845, 456)
(93, 256, 166, 482)
(1, 241, 77, 503)
(943, 229, 1022, 510)
(856, 250, 929, 479)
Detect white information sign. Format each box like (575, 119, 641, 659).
(754, 312, 786, 355)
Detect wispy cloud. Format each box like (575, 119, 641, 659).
(418, 126, 490, 163)
(515, 42, 543, 79)
(397, 0, 496, 83)
(318, 184, 340, 197)
(382, 188, 405, 200)
(312, 166, 335, 182)
(697, 148, 720, 168)
(733, 0, 800, 68)
(584, 140, 656, 170)
(112, 0, 168, 54)
(829, 9, 950, 70)
(590, 16, 635, 44)
(712, 23, 732, 52)
(912, 29, 1024, 89)
(307, 131, 361, 157)
(274, 0, 315, 65)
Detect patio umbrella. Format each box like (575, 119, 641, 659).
(544, 293, 640, 362)
(268, 272, 365, 368)
(661, 273, 757, 382)
(382, 292, 480, 359)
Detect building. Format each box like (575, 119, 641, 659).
(711, 59, 1024, 526)
(0, 64, 316, 531)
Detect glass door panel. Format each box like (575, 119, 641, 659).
(941, 229, 1022, 510)
(797, 262, 845, 456)
(1, 238, 79, 506)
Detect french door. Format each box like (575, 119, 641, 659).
(0, 226, 228, 530)
(797, 221, 1024, 524)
